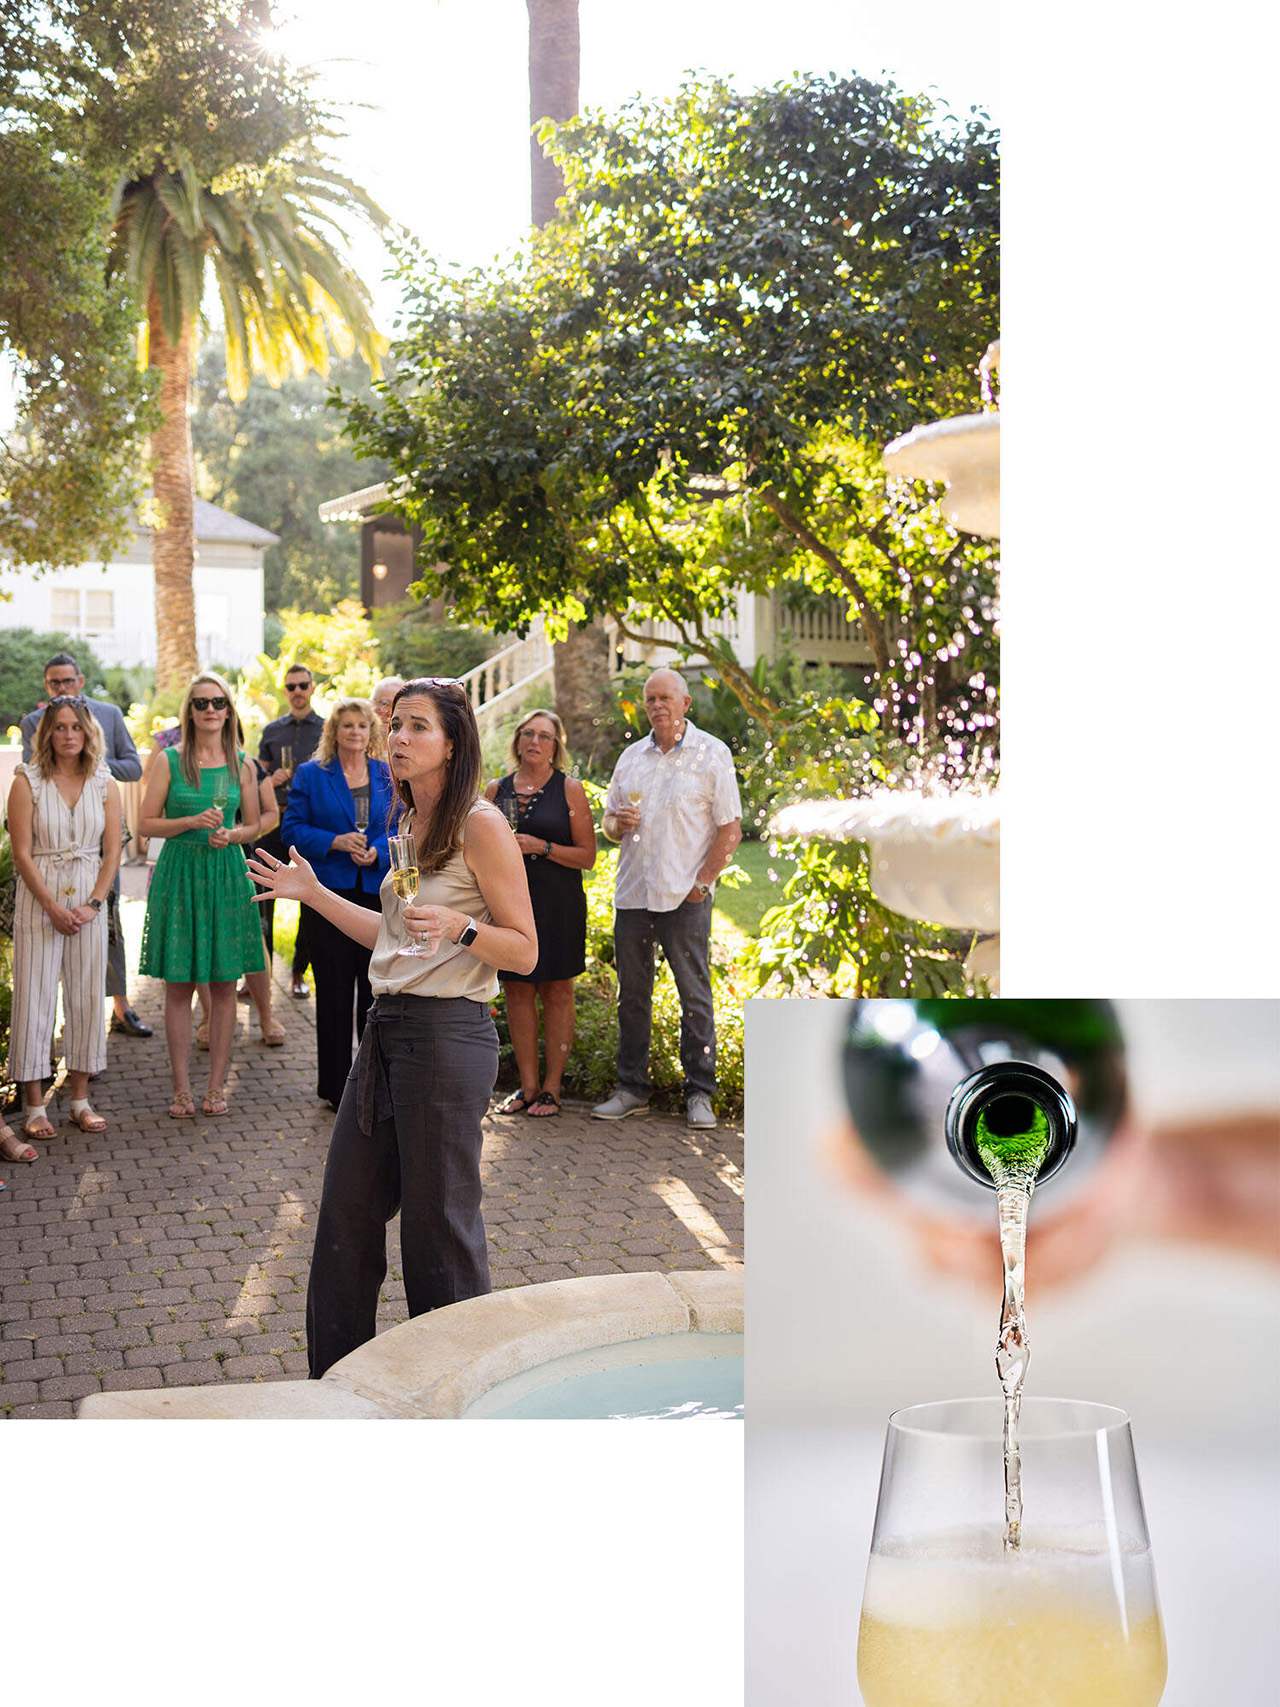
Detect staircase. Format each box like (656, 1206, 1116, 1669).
(456, 619, 555, 734)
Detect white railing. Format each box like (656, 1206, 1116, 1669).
(455, 621, 555, 733)
(771, 594, 873, 664)
(608, 601, 756, 666)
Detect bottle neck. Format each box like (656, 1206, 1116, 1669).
(944, 1061, 1078, 1190)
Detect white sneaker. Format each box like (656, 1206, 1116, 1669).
(591, 1090, 651, 1120)
(686, 1093, 717, 1129)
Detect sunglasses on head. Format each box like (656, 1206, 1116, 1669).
(191, 695, 229, 712)
(48, 693, 87, 708)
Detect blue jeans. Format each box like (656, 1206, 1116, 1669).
(614, 898, 716, 1101)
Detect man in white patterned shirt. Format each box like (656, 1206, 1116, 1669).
(591, 669, 742, 1129)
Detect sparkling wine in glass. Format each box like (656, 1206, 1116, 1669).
(354, 798, 370, 834)
(389, 833, 431, 957)
(280, 744, 294, 778)
(857, 1398, 1167, 1707)
(209, 778, 230, 848)
(501, 795, 520, 832)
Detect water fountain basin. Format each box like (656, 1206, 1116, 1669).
(771, 792, 999, 934)
(75, 1269, 743, 1420)
(882, 411, 1000, 539)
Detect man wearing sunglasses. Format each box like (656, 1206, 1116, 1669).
(257, 664, 324, 997)
(19, 652, 152, 1039)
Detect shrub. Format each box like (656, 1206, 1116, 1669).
(370, 597, 494, 681)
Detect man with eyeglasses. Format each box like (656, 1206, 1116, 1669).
(19, 652, 152, 1039)
(257, 664, 324, 997)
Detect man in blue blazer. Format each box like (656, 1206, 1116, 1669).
(20, 651, 152, 1039)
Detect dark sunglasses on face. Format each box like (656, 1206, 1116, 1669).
(286, 681, 311, 693)
(191, 696, 229, 712)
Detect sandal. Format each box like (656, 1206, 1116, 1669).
(1, 1125, 39, 1164)
(497, 1089, 535, 1115)
(259, 1019, 286, 1047)
(67, 1105, 108, 1133)
(168, 1091, 196, 1120)
(202, 1089, 229, 1117)
(21, 1109, 56, 1141)
(526, 1090, 561, 1118)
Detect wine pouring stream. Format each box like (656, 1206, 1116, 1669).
(847, 1002, 1167, 1705)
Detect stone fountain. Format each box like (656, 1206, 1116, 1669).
(770, 342, 1001, 990)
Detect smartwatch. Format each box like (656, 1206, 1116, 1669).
(543, 841, 553, 859)
(88, 897, 104, 912)
(456, 916, 479, 948)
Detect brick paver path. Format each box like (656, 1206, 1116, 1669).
(0, 888, 743, 1420)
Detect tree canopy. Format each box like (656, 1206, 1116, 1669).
(339, 71, 998, 753)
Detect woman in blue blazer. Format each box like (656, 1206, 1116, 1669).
(282, 700, 393, 1108)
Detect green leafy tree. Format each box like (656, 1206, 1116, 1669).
(192, 340, 390, 612)
(0, 628, 108, 730)
(341, 72, 998, 754)
(0, 6, 157, 571)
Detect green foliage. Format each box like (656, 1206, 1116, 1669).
(368, 597, 495, 682)
(0, 629, 108, 732)
(192, 341, 391, 612)
(339, 70, 998, 742)
(745, 838, 970, 997)
(96, 661, 156, 717)
(237, 600, 382, 751)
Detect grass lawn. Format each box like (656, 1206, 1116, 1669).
(714, 838, 798, 939)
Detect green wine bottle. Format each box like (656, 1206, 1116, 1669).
(842, 999, 1126, 1213)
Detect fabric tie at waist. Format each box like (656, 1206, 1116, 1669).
(37, 847, 100, 865)
(355, 995, 420, 1133)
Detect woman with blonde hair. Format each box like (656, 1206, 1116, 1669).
(4, 695, 122, 1154)
(138, 673, 264, 1118)
(282, 697, 394, 1108)
(249, 677, 537, 1377)
(484, 708, 595, 1117)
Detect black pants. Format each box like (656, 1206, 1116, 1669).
(307, 884, 380, 1106)
(257, 826, 310, 975)
(306, 994, 499, 1379)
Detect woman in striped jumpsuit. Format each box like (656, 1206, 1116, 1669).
(4, 696, 122, 1158)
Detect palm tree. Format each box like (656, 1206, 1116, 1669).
(110, 152, 384, 691)
(527, 0, 613, 767)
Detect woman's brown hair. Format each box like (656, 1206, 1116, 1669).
(177, 672, 240, 788)
(390, 679, 482, 873)
(31, 696, 105, 778)
(316, 698, 385, 765)
(507, 707, 568, 771)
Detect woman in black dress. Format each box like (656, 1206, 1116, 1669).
(485, 709, 596, 1115)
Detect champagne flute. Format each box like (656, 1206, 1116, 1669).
(501, 796, 521, 832)
(354, 798, 370, 834)
(280, 744, 294, 779)
(388, 833, 432, 957)
(209, 778, 229, 850)
(627, 788, 642, 840)
(857, 1398, 1167, 1707)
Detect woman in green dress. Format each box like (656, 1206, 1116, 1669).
(139, 673, 265, 1117)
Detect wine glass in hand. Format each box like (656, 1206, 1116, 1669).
(389, 833, 432, 957)
(209, 778, 229, 849)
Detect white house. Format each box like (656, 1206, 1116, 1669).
(0, 498, 277, 671)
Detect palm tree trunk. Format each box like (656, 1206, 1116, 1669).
(528, 1, 609, 767)
(527, 0, 580, 226)
(148, 292, 199, 694)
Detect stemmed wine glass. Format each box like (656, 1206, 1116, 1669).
(857, 1398, 1166, 1707)
(388, 833, 432, 957)
(209, 777, 229, 849)
(280, 744, 294, 779)
(500, 796, 520, 832)
(627, 788, 642, 841)
(354, 798, 370, 835)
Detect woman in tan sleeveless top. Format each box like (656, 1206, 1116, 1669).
(248, 677, 536, 1377)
